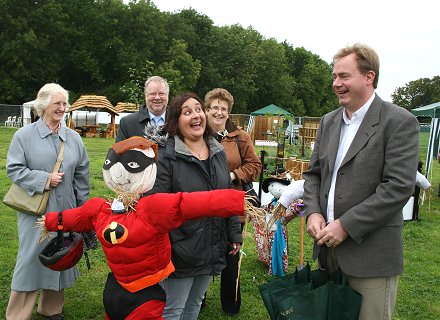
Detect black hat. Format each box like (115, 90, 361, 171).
(262, 177, 290, 193)
(39, 232, 84, 271)
(39, 211, 84, 271)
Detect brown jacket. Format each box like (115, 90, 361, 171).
(221, 120, 262, 189)
(220, 120, 262, 223)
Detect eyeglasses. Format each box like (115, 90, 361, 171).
(146, 92, 167, 98)
(51, 101, 68, 108)
(209, 105, 228, 113)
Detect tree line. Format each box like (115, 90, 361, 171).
(1, 0, 438, 115)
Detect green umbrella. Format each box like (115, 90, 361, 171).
(259, 263, 362, 320)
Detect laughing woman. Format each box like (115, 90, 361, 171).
(150, 92, 242, 320)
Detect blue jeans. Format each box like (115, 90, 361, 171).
(161, 275, 211, 320)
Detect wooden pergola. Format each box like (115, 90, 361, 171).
(68, 95, 119, 138)
(115, 102, 139, 113)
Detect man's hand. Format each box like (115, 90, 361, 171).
(306, 213, 326, 241)
(316, 219, 348, 248)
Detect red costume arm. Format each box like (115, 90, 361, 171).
(139, 189, 245, 233)
(180, 189, 245, 218)
(45, 197, 108, 232)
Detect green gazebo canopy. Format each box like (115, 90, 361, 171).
(251, 104, 292, 116)
(411, 101, 440, 176)
(411, 101, 440, 118)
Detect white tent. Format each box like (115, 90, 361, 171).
(22, 100, 35, 126)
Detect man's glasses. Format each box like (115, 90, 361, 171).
(209, 105, 228, 113)
(147, 92, 167, 98)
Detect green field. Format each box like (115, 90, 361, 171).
(0, 127, 439, 319)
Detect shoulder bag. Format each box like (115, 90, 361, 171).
(235, 136, 261, 207)
(3, 142, 65, 215)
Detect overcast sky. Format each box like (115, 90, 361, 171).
(150, 0, 439, 102)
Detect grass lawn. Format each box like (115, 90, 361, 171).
(0, 126, 439, 319)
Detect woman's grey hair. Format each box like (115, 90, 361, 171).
(33, 83, 69, 117)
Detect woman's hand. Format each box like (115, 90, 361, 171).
(228, 242, 241, 255)
(49, 172, 64, 188)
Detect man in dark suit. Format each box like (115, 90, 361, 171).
(303, 43, 419, 320)
(116, 76, 169, 143)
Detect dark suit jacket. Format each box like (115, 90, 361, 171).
(303, 95, 419, 277)
(116, 105, 151, 142)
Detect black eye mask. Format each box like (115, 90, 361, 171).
(103, 149, 155, 173)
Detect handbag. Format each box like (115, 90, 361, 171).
(235, 136, 261, 207)
(242, 181, 257, 195)
(242, 181, 261, 207)
(3, 142, 65, 215)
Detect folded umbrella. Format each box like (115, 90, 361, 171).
(259, 263, 362, 320)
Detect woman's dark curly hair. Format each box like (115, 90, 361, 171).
(164, 92, 214, 140)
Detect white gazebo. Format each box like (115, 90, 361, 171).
(22, 100, 35, 126)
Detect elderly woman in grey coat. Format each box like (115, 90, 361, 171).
(5, 83, 90, 320)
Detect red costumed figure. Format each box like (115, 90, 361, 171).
(37, 136, 249, 319)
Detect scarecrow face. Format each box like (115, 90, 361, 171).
(102, 147, 157, 194)
(268, 181, 288, 199)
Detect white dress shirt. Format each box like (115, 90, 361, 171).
(326, 93, 375, 222)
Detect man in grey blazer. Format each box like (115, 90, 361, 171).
(303, 43, 419, 320)
(116, 76, 169, 143)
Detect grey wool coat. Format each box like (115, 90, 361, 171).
(6, 118, 90, 291)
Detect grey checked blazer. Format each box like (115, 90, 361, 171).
(303, 95, 419, 277)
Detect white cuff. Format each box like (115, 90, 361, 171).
(416, 171, 431, 190)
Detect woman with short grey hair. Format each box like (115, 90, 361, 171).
(5, 83, 90, 320)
